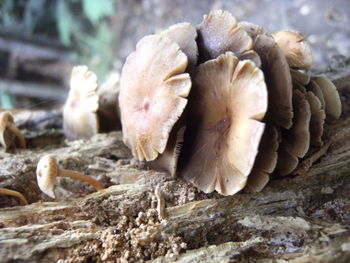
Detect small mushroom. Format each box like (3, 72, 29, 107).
(275, 147, 299, 176)
(0, 111, 26, 151)
(307, 79, 326, 110)
(160, 22, 198, 70)
(272, 30, 313, 69)
(254, 34, 294, 129)
(36, 155, 104, 198)
(63, 66, 99, 139)
(197, 10, 254, 63)
(0, 188, 28, 205)
(119, 34, 191, 161)
(180, 52, 267, 195)
(245, 125, 279, 193)
(238, 21, 267, 39)
(312, 76, 342, 120)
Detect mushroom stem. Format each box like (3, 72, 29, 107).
(58, 169, 104, 191)
(0, 188, 28, 205)
(7, 123, 26, 148)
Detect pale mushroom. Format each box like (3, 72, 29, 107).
(180, 52, 267, 195)
(197, 10, 255, 63)
(245, 125, 279, 193)
(0, 188, 28, 205)
(272, 30, 313, 69)
(119, 34, 191, 161)
(312, 76, 342, 120)
(0, 111, 26, 151)
(63, 66, 99, 139)
(36, 155, 104, 198)
(161, 22, 198, 69)
(254, 34, 294, 129)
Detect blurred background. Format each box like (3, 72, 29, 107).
(0, 0, 349, 110)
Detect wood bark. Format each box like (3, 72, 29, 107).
(0, 68, 350, 262)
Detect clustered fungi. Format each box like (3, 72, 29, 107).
(118, 10, 342, 195)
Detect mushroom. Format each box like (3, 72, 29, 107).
(307, 79, 326, 110)
(275, 147, 299, 176)
(254, 34, 294, 129)
(161, 22, 198, 70)
(0, 188, 28, 205)
(180, 52, 267, 195)
(312, 76, 342, 120)
(36, 155, 104, 198)
(0, 111, 26, 151)
(245, 125, 279, 193)
(272, 30, 313, 69)
(237, 21, 267, 39)
(63, 66, 99, 140)
(197, 10, 255, 64)
(119, 34, 191, 161)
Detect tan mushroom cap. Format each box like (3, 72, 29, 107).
(63, 66, 99, 140)
(245, 125, 279, 193)
(307, 79, 326, 110)
(146, 125, 185, 176)
(161, 22, 198, 69)
(238, 21, 267, 39)
(283, 89, 311, 158)
(272, 30, 313, 69)
(197, 10, 254, 63)
(36, 155, 58, 198)
(119, 34, 191, 161)
(181, 52, 267, 195)
(254, 34, 293, 129)
(312, 76, 342, 120)
(290, 69, 311, 85)
(305, 91, 326, 147)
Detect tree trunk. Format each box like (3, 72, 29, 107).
(0, 67, 350, 262)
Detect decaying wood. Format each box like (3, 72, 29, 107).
(0, 69, 350, 262)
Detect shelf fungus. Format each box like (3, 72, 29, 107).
(0, 111, 26, 151)
(36, 155, 104, 198)
(0, 188, 28, 205)
(118, 9, 342, 196)
(63, 66, 121, 140)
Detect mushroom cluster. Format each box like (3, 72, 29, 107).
(119, 10, 342, 196)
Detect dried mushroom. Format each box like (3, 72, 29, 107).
(272, 30, 313, 69)
(119, 34, 191, 161)
(180, 52, 267, 195)
(36, 155, 104, 199)
(290, 69, 311, 86)
(0, 111, 26, 151)
(197, 10, 256, 64)
(63, 66, 99, 139)
(254, 34, 294, 129)
(161, 22, 198, 69)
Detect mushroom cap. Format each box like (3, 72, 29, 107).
(36, 155, 58, 198)
(275, 147, 299, 176)
(290, 69, 311, 86)
(272, 30, 313, 69)
(238, 21, 267, 39)
(254, 34, 294, 129)
(0, 111, 15, 149)
(161, 22, 198, 69)
(119, 34, 191, 161)
(307, 79, 326, 110)
(181, 52, 267, 195)
(197, 10, 253, 63)
(146, 125, 185, 176)
(312, 76, 342, 120)
(283, 89, 311, 158)
(305, 91, 326, 147)
(246, 125, 279, 193)
(63, 66, 99, 140)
